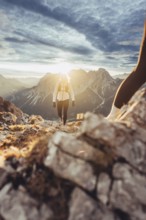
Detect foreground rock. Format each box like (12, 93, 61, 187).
(0, 96, 23, 120)
(0, 184, 53, 220)
(69, 188, 114, 220)
(0, 88, 146, 220)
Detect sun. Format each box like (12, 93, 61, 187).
(52, 62, 74, 74)
(0, 61, 76, 76)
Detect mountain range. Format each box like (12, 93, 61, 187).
(5, 68, 122, 119)
(0, 74, 26, 97)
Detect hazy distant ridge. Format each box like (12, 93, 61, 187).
(6, 68, 122, 119)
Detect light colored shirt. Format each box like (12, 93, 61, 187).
(53, 81, 75, 102)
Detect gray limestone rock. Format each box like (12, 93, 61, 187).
(0, 184, 53, 220)
(110, 163, 146, 220)
(44, 139, 96, 191)
(97, 173, 111, 205)
(50, 132, 111, 167)
(0, 168, 8, 189)
(1, 88, 146, 220)
(69, 188, 114, 220)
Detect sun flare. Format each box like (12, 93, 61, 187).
(0, 62, 75, 75)
(52, 62, 74, 74)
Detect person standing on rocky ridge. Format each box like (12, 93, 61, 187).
(53, 74, 75, 125)
(107, 20, 146, 119)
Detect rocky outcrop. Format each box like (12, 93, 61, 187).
(0, 96, 23, 121)
(0, 88, 146, 220)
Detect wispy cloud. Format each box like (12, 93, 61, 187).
(0, 0, 146, 75)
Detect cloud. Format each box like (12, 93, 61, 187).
(13, 30, 94, 56)
(5, 0, 145, 54)
(5, 37, 28, 44)
(0, 11, 9, 28)
(0, 40, 19, 61)
(1, 0, 131, 52)
(0, 0, 146, 74)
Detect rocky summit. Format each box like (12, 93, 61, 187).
(0, 88, 146, 220)
(7, 69, 121, 119)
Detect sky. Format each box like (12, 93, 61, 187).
(0, 0, 146, 77)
